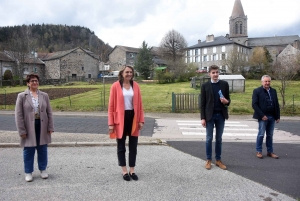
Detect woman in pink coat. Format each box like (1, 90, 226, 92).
(108, 65, 144, 181)
(15, 74, 54, 182)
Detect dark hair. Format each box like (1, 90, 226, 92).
(118, 65, 134, 81)
(26, 74, 40, 83)
(208, 65, 219, 72)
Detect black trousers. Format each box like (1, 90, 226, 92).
(117, 110, 138, 167)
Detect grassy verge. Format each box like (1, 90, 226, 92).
(1, 80, 299, 115)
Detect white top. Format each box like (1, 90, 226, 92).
(123, 86, 134, 110)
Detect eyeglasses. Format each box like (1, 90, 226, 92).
(30, 80, 39, 83)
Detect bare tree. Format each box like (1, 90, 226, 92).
(5, 25, 37, 85)
(222, 48, 247, 74)
(159, 29, 187, 76)
(271, 51, 300, 108)
(249, 47, 273, 73)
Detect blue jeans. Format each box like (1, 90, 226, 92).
(23, 119, 48, 173)
(23, 145, 48, 173)
(256, 116, 275, 153)
(206, 113, 225, 160)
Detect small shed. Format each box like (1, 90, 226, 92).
(191, 74, 245, 92)
(219, 75, 245, 92)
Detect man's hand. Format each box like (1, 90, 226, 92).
(20, 134, 27, 138)
(262, 116, 268, 121)
(220, 97, 229, 105)
(201, 119, 206, 128)
(276, 119, 280, 123)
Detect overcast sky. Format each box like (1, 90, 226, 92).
(0, 0, 299, 48)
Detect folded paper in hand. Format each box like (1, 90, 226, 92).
(218, 90, 224, 98)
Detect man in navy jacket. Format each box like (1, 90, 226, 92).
(252, 75, 280, 159)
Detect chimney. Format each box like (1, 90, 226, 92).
(198, 39, 201, 44)
(206, 34, 214, 42)
(225, 34, 229, 38)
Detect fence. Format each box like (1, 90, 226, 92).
(172, 92, 200, 113)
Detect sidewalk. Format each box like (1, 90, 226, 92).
(0, 110, 298, 200)
(0, 146, 296, 201)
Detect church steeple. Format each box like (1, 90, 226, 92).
(229, 0, 248, 45)
(231, 0, 245, 18)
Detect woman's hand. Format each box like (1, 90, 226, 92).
(20, 134, 27, 138)
(108, 125, 114, 134)
(138, 122, 144, 130)
(48, 131, 53, 135)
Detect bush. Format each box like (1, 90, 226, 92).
(3, 70, 13, 80)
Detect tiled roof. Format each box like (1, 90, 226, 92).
(3, 51, 44, 64)
(186, 36, 250, 49)
(248, 35, 300, 47)
(0, 52, 14, 62)
(40, 47, 99, 61)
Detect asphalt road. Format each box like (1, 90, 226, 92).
(167, 141, 300, 199)
(0, 114, 155, 137)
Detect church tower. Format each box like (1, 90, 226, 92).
(229, 0, 248, 45)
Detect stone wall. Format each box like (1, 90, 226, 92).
(45, 59, 60, 79)
(109, 48, 126, 70)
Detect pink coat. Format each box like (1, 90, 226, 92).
(108, 81, 144, 139)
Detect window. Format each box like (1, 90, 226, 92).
(34, 67, 37, 72)
(129, 53, 135, 58)
(187, 50, 190, 56)
(204, 48, 207, 54)
(213, 54, 216, 61)
(195, 56, 199, 62)
(88, 74, 91, 78)
(203, 55, 207, 61)
(72, 74, 77, 78)
(213, 47, 216, 53)
(235, 24, 238, 34)
(240, 24, 242, 34)
(222, 46, 226, 52)
(195, 49, 198, 55)
(82, 67, 84, 71)
(222, 54, 225, 60)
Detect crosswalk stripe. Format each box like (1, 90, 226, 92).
(178, 123, 249, 127)
(176, 120, 240, 123)
(182, 132, 257, 136)
(179, 127, 257, 131)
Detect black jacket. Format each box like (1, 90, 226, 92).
(201, 80, 230, 121)
(252, 86, 280, 120)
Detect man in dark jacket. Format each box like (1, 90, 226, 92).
(201, 65, 230, 170)
(252, 75, 280, 159)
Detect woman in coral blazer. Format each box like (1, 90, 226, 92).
(108, 65, 144, 181)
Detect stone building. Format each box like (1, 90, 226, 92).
(39, 47, 100, 80)
(0, 51, 45, 79)
(108, 45, 139, 70)
(185, 0, 300, 73)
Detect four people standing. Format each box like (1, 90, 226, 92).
(15, 74, 54, 182)
(200, 65, 230, 170)
(13, 70, 281, 182)
(108, 65, 145, 181)
(252, 75, 280, 159)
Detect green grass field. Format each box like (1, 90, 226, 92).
(1, 80, 299, 115)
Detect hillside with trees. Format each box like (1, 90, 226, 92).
(0, 24, 112, 61)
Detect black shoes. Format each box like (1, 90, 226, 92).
(129, 173, 138, 181)
(123, 173, 130, 181)
(123, 172, 138, 181)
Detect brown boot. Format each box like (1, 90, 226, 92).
(267, 153, 279, 159)
(216, 160, 227, 170)
(205, 160, 212, 170)
(256, 152, 263, 159)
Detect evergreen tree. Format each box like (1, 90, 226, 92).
(135, 41, 153, 80)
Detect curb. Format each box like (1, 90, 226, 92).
(0, 139, 168, 148)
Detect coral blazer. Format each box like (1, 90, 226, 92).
(108, 81, 144, 139)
